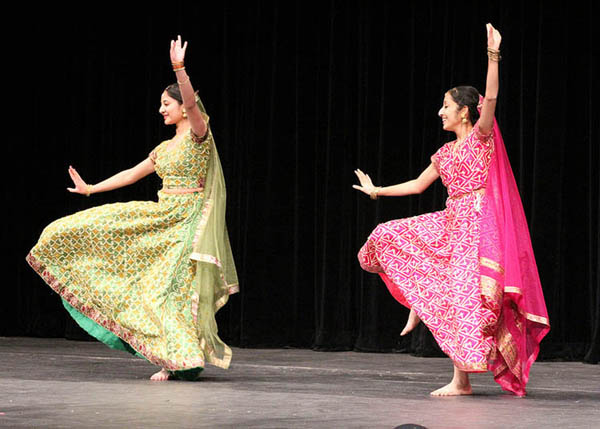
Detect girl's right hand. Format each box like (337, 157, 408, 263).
(353, 169, 376, 195)
(67, 166, 89, 195)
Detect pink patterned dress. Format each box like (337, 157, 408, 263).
(358, 124, 499, 373)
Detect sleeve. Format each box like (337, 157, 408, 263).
(191, 112, 211, 144)
(430, 146, 443, 173)
(468, 122, 495, 165)
(148, 145, 160, 164)
(473, 121, 494, 145)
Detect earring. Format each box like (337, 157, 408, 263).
(182, 107, 187, 119)
(461, 114, 468, 124)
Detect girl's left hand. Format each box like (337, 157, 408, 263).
(486, 23, 501, 50)
(170, 35, 188, 64)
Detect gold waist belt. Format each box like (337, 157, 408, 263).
(449, 188, 486, 200)
(161, 187, 204, 194)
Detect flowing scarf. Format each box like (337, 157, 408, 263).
(481, 99, 550, 395)
(188, 97, 239, 368)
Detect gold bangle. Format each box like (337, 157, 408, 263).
(370, 187, 381, 200)
(173, 66, 186, 72)
(171, 61, 185, 67)
(177, 76, 190, 85)
(85, 184, 92, 197)
(487, 47, 502, 61)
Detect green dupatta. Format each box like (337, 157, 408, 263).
(188, 97, 239, 369)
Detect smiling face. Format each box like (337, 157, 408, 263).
(159, 91, 184, 125)
(438, 92, 469, 132)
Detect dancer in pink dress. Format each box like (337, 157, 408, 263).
(354, 24, 549, 396)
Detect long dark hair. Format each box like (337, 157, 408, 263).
(448, 86, 480, 125)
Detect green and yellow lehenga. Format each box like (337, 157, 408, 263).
(26, 105, 238, 377)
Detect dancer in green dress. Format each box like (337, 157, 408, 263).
(27, 36, 238, 381)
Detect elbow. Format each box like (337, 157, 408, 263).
(184, 101, 197, 111)
(478, 126, 493, 136)
(411, 181, 425, 195)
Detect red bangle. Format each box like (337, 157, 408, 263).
(172, 61, 185, 72)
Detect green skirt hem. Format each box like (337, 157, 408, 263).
(62, 299, 203, 380)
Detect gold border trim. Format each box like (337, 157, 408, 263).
(492, 362, 508, 377)
(480, 257, 505, 274)
(502, 286, 550, 326)
(190, 252, 221, 267)
(215, 284, 239, 311)
(198, 338, 232, 369)
(481, 275, 503, 302)
(191, 199, 213, 249)
(504, 286, 522, 294)
(26, 252, 230, 371)
(189, 253, 239, 294)
(522, 311, 550, 326)
(496, 320, 522, 380)
(454, 361, 488, 372)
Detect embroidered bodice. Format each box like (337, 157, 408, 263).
(432, 125, 494, 197)
(150, 129, 211, 190)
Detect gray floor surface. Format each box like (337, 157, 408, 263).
(0, 337, 598, 428)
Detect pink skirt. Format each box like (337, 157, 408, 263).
(358, 193, 500, 373)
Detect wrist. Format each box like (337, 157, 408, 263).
(487, 47, 501, 62)
(370, 186, 382, 200)
(172, 61, 185, 72)
(86, 184, 94, 197)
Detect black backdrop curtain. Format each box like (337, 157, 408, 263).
(4, 1, 598, 363)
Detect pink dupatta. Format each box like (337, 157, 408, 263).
(482, 104, 550, 395)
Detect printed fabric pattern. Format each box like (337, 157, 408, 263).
(27, 127, 238, 371)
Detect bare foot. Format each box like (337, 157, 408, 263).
(430, 366, 472, 396)
(430, 380, 473, 396)
(150, 368, 171, 381)
(400, 308, 421, 336)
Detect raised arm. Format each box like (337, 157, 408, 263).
(170, 35, 207, 139)
(478, 23, 502, 135)
(67, 158, 155, 196)
(353, 163, 439, 199)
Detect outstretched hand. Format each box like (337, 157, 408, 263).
(353, 169, 376, 195)
(170, 35, 188, 64)
(486, 23, 501, 50)
(67, 166, 88, 195)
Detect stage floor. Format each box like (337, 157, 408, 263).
(0, 337, 598, 428)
